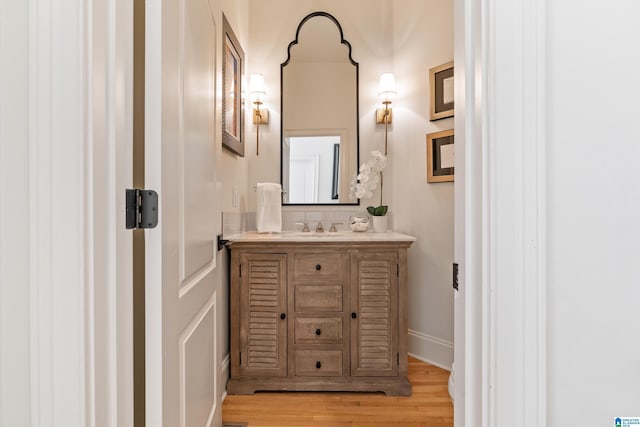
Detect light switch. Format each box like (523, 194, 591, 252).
(232, 185, 239, 208)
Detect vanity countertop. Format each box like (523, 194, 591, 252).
(226, 230, 416, 243)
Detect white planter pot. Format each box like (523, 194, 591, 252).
(372, 215, 388, 233)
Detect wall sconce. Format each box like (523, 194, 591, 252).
(249, 73, 269, 156)
(375, 72, 396, 155)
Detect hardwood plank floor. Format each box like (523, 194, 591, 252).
(222, 357, 453, 427)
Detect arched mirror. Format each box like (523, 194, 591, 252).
(281, 12, 359, 205)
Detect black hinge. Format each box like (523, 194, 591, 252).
(126, 189, 158, 229)
(397, 352, 400, 366)
(453, 262, 459, 291)
(239, 352, 242, 365)
(397, 264, 399, 278)
(239, 264, 242, 278)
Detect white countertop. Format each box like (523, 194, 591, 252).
(226, 230, 416, 243)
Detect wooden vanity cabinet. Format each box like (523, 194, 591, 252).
(350, 250, 399, 378)
(227, 241, 412, 396)
(235, 253, 288, 378)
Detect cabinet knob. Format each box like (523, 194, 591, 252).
(316, 361, 322, 369)
(280, 313, 286, 320)
(351, 312, 357, 319)
(315, 264, 322, 271)
(315, 328, 321, 336)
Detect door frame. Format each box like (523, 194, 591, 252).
(454, 0, 548, 425)
(17, 0, 551, 424)
(25, 0, 134, 425)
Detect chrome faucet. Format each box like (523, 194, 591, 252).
(315, 221, 324, 233)
(329, 222, 343, 232)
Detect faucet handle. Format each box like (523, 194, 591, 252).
(315, 222, 324, 233)
(329, 222, 343, 232)
(295, 222, 310, 232)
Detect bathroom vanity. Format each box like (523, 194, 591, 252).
(226, 231, 415, 396)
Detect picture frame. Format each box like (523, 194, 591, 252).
(222, 14, 245, 156)
(426, 129, 454, 182)
(429, 61, 454, 121)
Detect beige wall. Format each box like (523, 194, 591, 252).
(212, 0, 251, 400)
(392, 0, 455, 367)
(243, 0, 454, 367)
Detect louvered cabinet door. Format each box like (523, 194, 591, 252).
(238, 253, 288, 377)
(350, 251, 399, 377)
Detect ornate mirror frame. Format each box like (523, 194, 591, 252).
(280, 11, 360, 206)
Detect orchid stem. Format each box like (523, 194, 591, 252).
(379, 171, 383, 208)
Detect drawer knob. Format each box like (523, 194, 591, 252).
(315, 328, 322, 336)
(316, 361, 322, 369)
(280, 313, 286, 320)
(351, 312, 357, 319)
(315, 264, 322, 271)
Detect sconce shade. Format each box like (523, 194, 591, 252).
(249, 73, 266, 100)
(378, 72, 397, 102)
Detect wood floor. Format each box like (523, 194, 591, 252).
(222, 357, 453, 427)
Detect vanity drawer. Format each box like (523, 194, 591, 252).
(294, 350, 343, 377)
(293, 253, 344, 281)
(294, 317, 343, 343)
(294, 284, 343, 312)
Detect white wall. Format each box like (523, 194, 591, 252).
(545, 0, 640, 423)
(247, 0, 454, 367)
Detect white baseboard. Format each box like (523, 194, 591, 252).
(221, 353, 230, 402)
(408, 329, 453, 371)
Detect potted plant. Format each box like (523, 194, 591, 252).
(350, 150, 389, 232)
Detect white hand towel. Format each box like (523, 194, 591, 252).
(256, 182, 282, 233)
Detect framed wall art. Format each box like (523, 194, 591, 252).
(429, 61, 454, 121)
(426, 129, 454, 182)
(222, 14, 245, 156)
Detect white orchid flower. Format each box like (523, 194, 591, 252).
(348, 150, 389, 214)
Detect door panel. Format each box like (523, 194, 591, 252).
(351, 252, 399, 377)
(182, 0, 215, 285)
(180, 295, 216, 427)
(238, 254, 288, 377)
(145, 0, 218, 425)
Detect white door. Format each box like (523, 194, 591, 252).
(145, 0, 219, 425)
(289, 156, 319, 203)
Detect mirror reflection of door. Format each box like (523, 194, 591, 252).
(287, 135, 341, 203)
(281, 12, 359, 205)
(289, 155, 318, 203)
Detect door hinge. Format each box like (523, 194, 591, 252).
(239, 352, 242, 366)
(239, 264, 242, 278)
(397, 352, 400, 366)
(397, 264, 399, 278)
(453, 262, 459, 291)
(126, 189, 158, 229)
